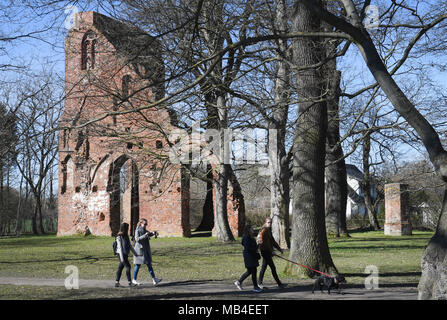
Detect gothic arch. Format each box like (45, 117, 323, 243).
(81, 30, 97, 70)
(61, 155, 74, 194)
(107, 154, 140, 236)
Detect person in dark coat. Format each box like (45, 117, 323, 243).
(234, 224, 263, 293)
(132, 218, 162, 286)
(115, 222, 138, 287)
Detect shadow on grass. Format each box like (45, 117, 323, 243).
(97, 281, 419, 300)
(331, 236, 431, 243)
(101, 283, 313, 300)
(343, 272, 421, 278)
(190, 231, 212, 238)
(331, 245, 428, 250)
(0, 255, 115, 264)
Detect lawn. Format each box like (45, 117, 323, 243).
(0, 230, 433, 287)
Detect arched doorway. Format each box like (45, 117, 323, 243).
(108, 155, 139, 236)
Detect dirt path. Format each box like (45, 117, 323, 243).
(0, 276, 418, 300)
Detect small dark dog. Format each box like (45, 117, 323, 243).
(312, 275, 346, 294)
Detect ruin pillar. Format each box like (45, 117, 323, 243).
(384, 183, 412, 236)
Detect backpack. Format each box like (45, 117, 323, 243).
(113, 239, 118, 255)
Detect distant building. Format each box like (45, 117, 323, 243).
(287, 164, 378, 219)
(346, 164, 377, 219)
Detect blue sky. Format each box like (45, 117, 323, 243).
(2, 1, 446, 173)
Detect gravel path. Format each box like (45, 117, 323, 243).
(0, 276, 418, 300)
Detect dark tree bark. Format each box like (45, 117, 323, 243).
(362, 132, 380, 230)
(301, 0, 447, 298)
(269, 0, 291, 249)
(287, 0, 338, 277)
(324, 49, 348, 237)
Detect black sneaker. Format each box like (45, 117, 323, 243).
(115, 282, 120, 288)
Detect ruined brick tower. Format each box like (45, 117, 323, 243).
(58, 11, 190, 237)
(58, 12, 244, 238)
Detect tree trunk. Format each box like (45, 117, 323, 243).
(38, 200, 45, 235)
(302, 0, 447, 298)
(269, 0, 291, 249)
(269, 129, 290, 249)
(324, 66, 349, 237)
(362, 132, 380, 230)
(212, 94, 235, 242)
(32, 205, 39, 235)
(287, 0, 338, 277)
(325, 144, 348, 237)
(32, 196, 45, 235)
(15, 174, 24, 235)
(418, 187, 447, 299)
(213, 163, 234, 242)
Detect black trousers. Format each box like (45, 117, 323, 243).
(238, 267, 258, 287)
(116, 254, 131, 282)
(258, 251, 281, 285)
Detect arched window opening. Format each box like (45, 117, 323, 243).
(81, 30, 97, 70)
(61, 156, 74, 194)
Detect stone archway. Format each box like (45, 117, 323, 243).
(107, 155, 140, 236)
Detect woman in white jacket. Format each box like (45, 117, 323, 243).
(132, 218, 162, 285)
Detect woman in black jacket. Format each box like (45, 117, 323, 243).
(115, 222, 138, 287)
(234, 224, 263, 293)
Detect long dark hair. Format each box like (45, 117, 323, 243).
(243, 224, 253, 237)
(118, 222, 129, 237)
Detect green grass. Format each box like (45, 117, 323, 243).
(0, 230, 434, 295)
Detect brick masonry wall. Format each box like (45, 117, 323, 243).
(384, 183, 412, 236)
(57, 11, 241, 238)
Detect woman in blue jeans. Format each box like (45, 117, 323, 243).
(132, 218, 162, 285)
(115, 222, 138, 287)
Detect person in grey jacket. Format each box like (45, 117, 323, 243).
(115, 222, 138, 287)
(132, 218, 162, 285)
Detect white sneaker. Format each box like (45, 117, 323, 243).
(132, 279, 141, 286)
(234, 281, 243, 291)
(153, 277, 162, 285)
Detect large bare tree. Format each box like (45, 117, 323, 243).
(300, 0, 447, 299)
(287, 0, 338, 276)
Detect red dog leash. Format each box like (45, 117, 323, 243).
(273, 253, 333, 277)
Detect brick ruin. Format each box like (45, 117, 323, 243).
(57, 11, 244, 238)
(384, 183, 412, 236)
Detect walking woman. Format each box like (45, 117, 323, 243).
(132, 218, 162, 286)
(257, 217, 286, 289)
(115, 222, 138, 287)
(234, 224, 263, 293)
